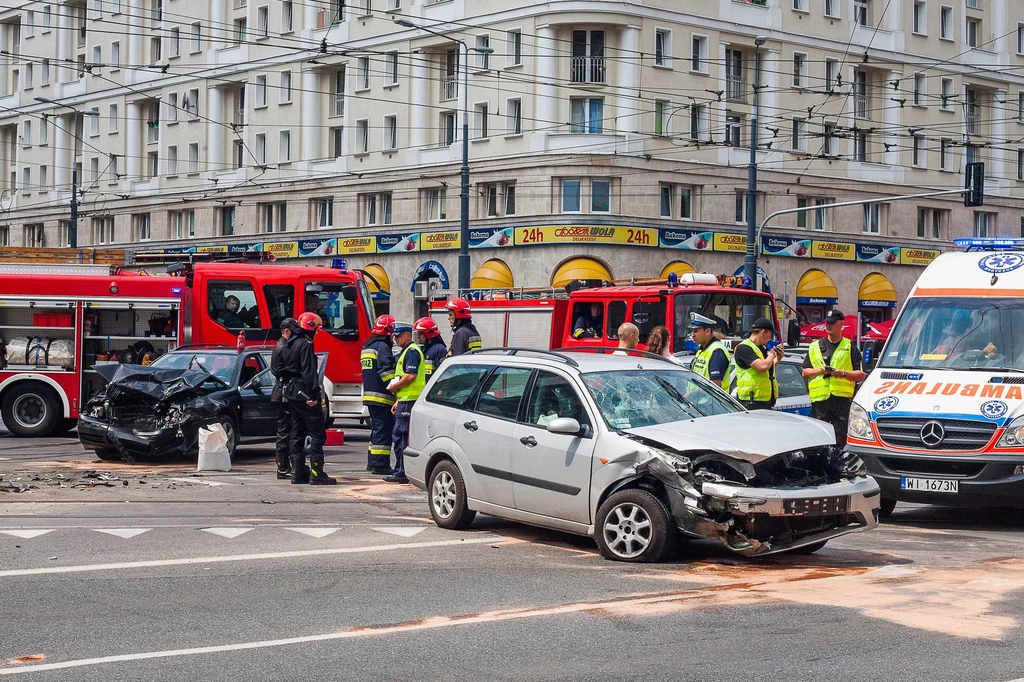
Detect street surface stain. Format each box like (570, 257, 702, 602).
(8, 655, 45, 664)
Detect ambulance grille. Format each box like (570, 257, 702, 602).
(875, 417, 997, 451)
(880, 372, 916, 380)
(991, 376, 1024, 385)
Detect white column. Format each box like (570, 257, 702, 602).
(882, 70, 901, 166)
(616, 25, 640, 135)
(55, 114, 70, 190)
(407, 51, 429, 164)
(303, 0, 318, 33)
(301, 69, 319, 161)
(127, 0, 142, 83)
(211, 0, 226, 47)
(57, 5, 71, 83)
(992, 0, 1007, 53)
(207, 86, 223, 172)
(990, 89, 1007, 179)
(532, 25, 556, 149)
(126, 102, 141, 180)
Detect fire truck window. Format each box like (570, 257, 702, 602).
(606, 301, 627, 340)
(570, 302, 604, 340)
(263, 285, 294, 329)
(632, 300, 666, 344)
(208, 281, 262, 330)
(306, 281, 360, 340)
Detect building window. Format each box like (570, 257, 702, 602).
(440, 112, 456, 146)
(282, 1, 293, 32)
(966, 18, 979, 48)
(166, 144, 177, 175)
(166, 92, 178, 123)
(385, 51, 399, 85)
(427, 187, 446, 221)
(854, 130, 869, 161)
(441, 50, 458, 101)
(562, 179, 581, 213)
(506, 29, 522, 67)
(973, 211, 992, 238)
(21, 120, 31, 147)
(1018, 91, 1024, 122)
(570, 97, 603, 134)
(690, 35, 708, 73)
(331, 69, 346, 117)
(383, 115, 397, 150)
(185, 89, 199, 119)
(188, 142, 199, 174)
(1019, 149, 1024, 181)
(38, 118, 48, 145)
(89, 107, 100, 136)
(939, 137, 953, 170)
(793, 0, 807, 11)
(357, 56, 370, 90)
(92, 217, 114, 244)
(570, 30, 605, 84)
(221, 205, 236, 236)
(330, 127, 343, 158)
(792, 52, 806, 87)
(190, 21, 201, 52)
(825, 58, 839, 92)
(278, 130, 291, 162)
(41, 58, 50, 85)
(363, 193, 393, 225)
(24, 63, 33, 89)
(475, 35, 490, 70)
(260, 203, 287, 233)
(912, 134, 925, 167)
(940, 77, 953, 110)
(172, 210, 195, 239)
(134, 213, 151, 241)
(504, 184, 516, 215)
(256, 5, 268, 37)
(940, 5, 952, 39)
(25, 224, 45, 248)
(473, 102, 488, 139)
(660, 184, 692, 219)
(108, 154, 118, 183)
(233, 18, 246, 44)
(482, 183, 515, 218)
(168, 26, 179, 56)
(654, 100, 668, 136)
(912, 73, 926, 106)
(654, 28, 671, 67)
(110, 41, 120, 70)
(39, 165, 47, 190)
(918, 207, 945, 239)
(824, 121, 838, 156)
(356, 119, 368, 153)
(791, 117, 807, 152)
(591, 179, 611, 213)
(689, 104, 707, 140)
(825, 0, 839, 17)
(725, 48, 744, 101)
(853, 70, 868, 118)
(232, 140, 244, 169)
(254, 133, 266, 166)
(735, 190, 746, 224)
(21, 167, 30, 194)
(146, 151, 158, 177)
(255, 74, 267, 107)
(854, 0, 868, 26)
(725, 113, 742, 147)
(863, 204, 881, 234)
(506, 97, 522, 135)
(913, 1, 926, 34)
(315, 198, 333, 229)
(280, 70, 292, 103)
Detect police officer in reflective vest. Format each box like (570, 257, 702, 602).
(801, 310, 867, 446)
(688, 312, 732, 388)
(733, 318, 782, 410)
(414, 317, 447, 376)
(445, 298, 482, 356)
(361, 315, 397, 475)
(384, 322, 425, 484)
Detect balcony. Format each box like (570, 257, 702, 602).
(570, 56, 605, 84)
(331, 93, 344, 118)
(441, 74, 457, 101)
(76, 25, 86, 48)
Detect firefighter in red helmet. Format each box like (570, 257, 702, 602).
(280, 312, 335, 485)
(361, 314, 397, 475)
(414, 317, 447, 376)
(444, 298, 482, 357)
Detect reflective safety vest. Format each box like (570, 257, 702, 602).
(396, 343, 428, 403)
(807, 337, 856, 402)
(733, 339, 779, 403)
(361, 336, 396, 407)
(691, 339, 733, 387)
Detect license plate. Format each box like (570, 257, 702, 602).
(900, 477, 959, 493)
(783, 496, 849, 516)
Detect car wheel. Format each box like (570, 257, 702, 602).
(428, 460, 476, 530)
(879, 497, 897, 518)
(1, 383, 61, 437)
(595, 488, 675, 563)
(789, 540, 828, 555)
(94, 449, 120, 461)
(218, 415, 238, 460)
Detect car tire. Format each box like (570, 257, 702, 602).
(218, 415, 239, 460)
(789, 540, 828, 555)
(595, 488, 675, 563)
(879, 497, 897, 518)
(95, 449, 120, 461)
(428, 460, 476, 530)
(1, 382, 61, 437)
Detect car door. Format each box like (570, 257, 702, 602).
(511, 370, 596, 524)
(456, 366, 533, 510)
(238, 353, 277, 436)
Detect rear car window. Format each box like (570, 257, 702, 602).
(425, 364, 491, 408)
(474, 367, 533, 419)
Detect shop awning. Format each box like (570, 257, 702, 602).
(551, 258, 612, 288)
(858, 272, 898, 308)
(659, 260, 695, 280)
(471, 259, 514, 289)
(360, 263, 390, 299)
(796, 268, 838, 305)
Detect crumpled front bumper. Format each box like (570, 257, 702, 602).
(696, 476, 881, 555)
(77, 415, 189, 460)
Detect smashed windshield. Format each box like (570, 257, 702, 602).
(673, 292, 774, 349)
(881, 297, 1024, 370)
(151, 353, 239, 383)
(581, 369, 740, 429)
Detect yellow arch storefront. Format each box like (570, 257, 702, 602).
(796, 268, 838, 324)
(471, 259, 515, 289)
(858, 272, 898, 320)
(360, 263, 391, 297)
(659, 261, 695, 280)
(551, 257, 612, 288)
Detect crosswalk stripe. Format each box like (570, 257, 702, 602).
(200, 527, 252, 539)
(0, 530, 55, 539)
(372, 527, 426, 538)
(92, 529, 151, 539)
(284, 528, 340, 539)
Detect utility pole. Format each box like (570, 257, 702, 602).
(742, 36, 767, 296)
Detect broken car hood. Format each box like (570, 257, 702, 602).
(94, 364, 221, 402)
(624, 411, 835, 464)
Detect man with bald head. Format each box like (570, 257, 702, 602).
(612, 323, 639, 355)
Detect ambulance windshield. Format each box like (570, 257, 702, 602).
(880, 296, 1024, 371)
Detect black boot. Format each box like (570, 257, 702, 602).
(309, 459, 337, 485)
(276, 455, 292, 480)
(290, 454, 310, 484)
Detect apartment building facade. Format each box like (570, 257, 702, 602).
(1, 0, 1023, 320)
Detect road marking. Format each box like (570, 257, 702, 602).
(284, 527, 339, 539)
(0, 586, 698, 676)
(200, 527, 252, 539)
(167, 478, 231, 487)
(92, 529, 151, 539)
(373, 526, 425, 538)
(0, 530, 54, 539)
(0, 535, 501, 578)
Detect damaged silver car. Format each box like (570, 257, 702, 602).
(404, 349, 880, 562)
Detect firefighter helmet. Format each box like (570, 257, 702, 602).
(297, 312, 324, 331)
(372, 314, 397, 335)
(444, 297, 472, 319)
(413, 317, 441, 338)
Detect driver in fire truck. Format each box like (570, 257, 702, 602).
(215, 295, 249, 329)
(572, 303, 604, 339)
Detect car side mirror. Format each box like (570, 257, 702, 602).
(242, 369, 271, 390)
(787, 319, 801, 347)
(547, 417, 582, 435)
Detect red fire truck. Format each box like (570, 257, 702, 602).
(0, 256, 373, 436)
(430, 273, 784, 353)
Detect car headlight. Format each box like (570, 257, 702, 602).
(997, 416, 1024, 448)
(848, 403, 874, 441)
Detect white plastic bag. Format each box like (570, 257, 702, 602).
(197, 423, 232, 472)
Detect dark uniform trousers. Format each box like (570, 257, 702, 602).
(367, 404, 395, 469)
(289, 399, 327, 472)
(392, 401, 414, 477)
(275, 401, 292, 470)
(741, 400, 775, 411)
(811, 399, 850, 447)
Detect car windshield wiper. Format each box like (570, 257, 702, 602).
(654, 376, 708, 418)
(960, 366, 1021, 372)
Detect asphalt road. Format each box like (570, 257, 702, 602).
(2, 430, 1024, 681)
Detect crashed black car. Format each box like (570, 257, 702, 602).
(78, 346, 278, 461)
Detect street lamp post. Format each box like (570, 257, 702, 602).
(742, 36, 767, 295)
(394, 19, 492, 294)
(35, 96, 99, 249)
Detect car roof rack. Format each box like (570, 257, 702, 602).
(469, 347, 579, 368)
(551, 347, 679, 364)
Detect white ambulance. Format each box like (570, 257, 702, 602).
(847, 238, 1024, 515)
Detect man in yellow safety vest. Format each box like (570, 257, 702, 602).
(732, 318, 783, 410)
(688, 312, 732, 388)
(384, 322, 426, 484)
(801, 310, 867, 446)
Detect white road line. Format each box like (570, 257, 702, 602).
(0, 530, 54, 539)
(284, 528, 339, 539)
(0, 586, 695, 676)
(92, 529, 151, 539)
(200, 527, 253, 539)
(0, 535, 501, 578)
(166, 478, 231, 487)
(372, 526, 425, 538)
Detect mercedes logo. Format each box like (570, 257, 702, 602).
(920, 420, 945, 448)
